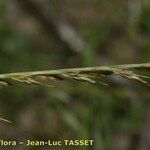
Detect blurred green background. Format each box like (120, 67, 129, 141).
(0, 0, 150, 150)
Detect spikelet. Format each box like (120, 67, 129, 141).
(0, 63, 149, 88)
